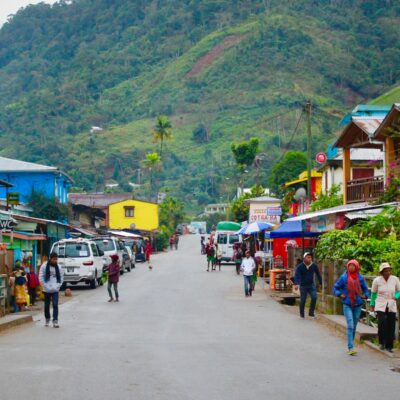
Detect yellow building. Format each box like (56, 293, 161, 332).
(108, 199, 159, 232)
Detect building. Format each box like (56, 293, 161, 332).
(245, 196, 282, 225)
(318, 147, 383, 196)
(108, 199, 159, 232)
(204, 203, 229, 215)
(68, 192, 133, 227)
(0, 157, 72, 205)
(333, 116, 387, 204)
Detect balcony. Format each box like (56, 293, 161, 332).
(346, 175, 384, 204)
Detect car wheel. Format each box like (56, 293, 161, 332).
(90, 272, 98, 289)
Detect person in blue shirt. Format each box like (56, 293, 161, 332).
(333, 259, 369, 355)
(294, 252, 322, 319)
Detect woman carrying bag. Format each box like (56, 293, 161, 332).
(333, 260, 369, 355)
(370, 262, 400, 353)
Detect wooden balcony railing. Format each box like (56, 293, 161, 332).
(346, 175, 384, 204)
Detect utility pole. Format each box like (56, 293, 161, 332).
(304, 101, 312, 202)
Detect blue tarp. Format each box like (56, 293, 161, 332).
(266, 221, 320, 239)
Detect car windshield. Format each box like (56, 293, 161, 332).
(93, 239, 116, 252)
(53, 243, 90, 258)
(229, 234, 239, 244)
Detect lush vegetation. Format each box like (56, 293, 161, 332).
(315, 207, 400, 275)
(0, 0, 399, 213)
(310, 184, 343, 212)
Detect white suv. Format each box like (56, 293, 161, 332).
(51, 239, 104, 289)
(93, 236, 127, 274)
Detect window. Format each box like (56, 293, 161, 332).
(217, 234, 227, 244)
(91, 243, 98, 256)
(229, 234, 239, 244)
(125, 206, 135, 217)
(93, 239, 116, 252)
(53, 243, 90, 258)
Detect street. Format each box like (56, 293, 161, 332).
(0, 234, 398, 400)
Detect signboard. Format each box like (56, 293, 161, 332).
(249, 206, 281, 224)
(315, 152, 327, 164)
(267, 207, 282, 216)
(0, 219, 14, 232)
(7, 192, 19, 205)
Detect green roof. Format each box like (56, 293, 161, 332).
(216, 221, 241, 231)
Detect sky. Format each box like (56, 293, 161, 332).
(0, 0, 57, 26)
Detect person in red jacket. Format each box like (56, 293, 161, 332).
(107, 254, 120, 302)
(145, 241, 152, 262)
(27, 265, 40, 306)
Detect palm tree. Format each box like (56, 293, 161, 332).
(142, 152, 161, 200)
(152, 115, 172, 157)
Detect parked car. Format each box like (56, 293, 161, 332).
(124, 238, 146, 262)
(51, 238, 104, 289)
(124, 246, 135, 269)
(93, 236, 126, 274)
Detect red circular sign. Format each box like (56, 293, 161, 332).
(316, 152, 327, 164)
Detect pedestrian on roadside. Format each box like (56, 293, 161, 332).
(169, 236, 174, 251)
(251, 256, 261, 293)
(145, 241, 152, 262)
(241, 250, 256, 297)
(294, 252, 322, 319)
(14, 268, 27, 311)
(216, 244, 222, 271)
(234, 245, 243, 275)
(39, 252, 64, 328)
(8, 270, 18, 313)
(27, 265, 40, 306)
(206, 242, 216, 272)
(174, 234, 179, 250)
(370, 262, 400, 353)
(333, 259, 369, 355)
(106, 254, 120, 302)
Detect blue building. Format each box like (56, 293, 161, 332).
(0, 156, 72, 205)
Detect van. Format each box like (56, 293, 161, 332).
(93, 236, 127, 274)
(51, 239, 104, 289)
(214, 221, 242, 263)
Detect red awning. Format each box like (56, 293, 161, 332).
(1, 232, 46, 241)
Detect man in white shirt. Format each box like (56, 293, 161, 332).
(240, 251, 256, 297)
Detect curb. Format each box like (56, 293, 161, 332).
(364, 340, 400, 358)
(0, 314, 33, 333)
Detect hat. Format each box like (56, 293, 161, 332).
(111, 254, 119, 261)
(303, 252, 312, 258)
(379, 262, 392, 273)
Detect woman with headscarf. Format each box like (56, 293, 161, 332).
(370, 262, 400, 353)
(333, 260, 369, 355)
(106, 254, 120, 302)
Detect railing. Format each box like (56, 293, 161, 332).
(346, 175, 384, 204)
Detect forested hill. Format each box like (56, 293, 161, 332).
(0, 0, 399, 209)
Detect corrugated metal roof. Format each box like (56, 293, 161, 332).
(245, 196, 281, 203)
(0, 156, 58, 172)
(69, 193, 133, 207)
(352, 117, 384, 137)
(331, 148, 383, 161)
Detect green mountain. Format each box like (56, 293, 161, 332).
(0, 0, 399, 211)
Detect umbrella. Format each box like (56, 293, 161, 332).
(237, 221, 274, 235)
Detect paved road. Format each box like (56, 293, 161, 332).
(0, 235, 398, 400)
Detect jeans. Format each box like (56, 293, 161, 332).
(44, 292, 59, 322)
(343, 304, 362, 350)
(244, 275, 252, 296)
(108, 282, 119, 300)
(28, 287, 37, 306)
(377, 309, 396, 350)
(299, 286, 317, 317)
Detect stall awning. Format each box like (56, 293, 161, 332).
(1, 231, 46, 241)
(108, 230, 143, 239)
(267, 221, 320, 238)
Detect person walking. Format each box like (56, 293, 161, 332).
(8, 270, 18, 313)
(241, 250, 256, 297)
(14, 268, 27, 311)
(370, 262, 400, 353)
(39, 252, 64, 328)
(294, 252, 322, 319)
(333, 260, 369, 355)
(174, 234, 179, 250)
(145, 241, 152, 262)
(206, 242, 216, 272)
(27, 265, 40, 306)
(234, 245, 243, 275)
(106, 254, 120, 302)
(216, 244, 222, 271)
(200, 236, 206, 255)
(169, 236, 174, 251)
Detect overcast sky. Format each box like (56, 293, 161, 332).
(0, 1, 57, 26)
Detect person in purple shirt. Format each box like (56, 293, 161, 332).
(106, 254, 120, 302)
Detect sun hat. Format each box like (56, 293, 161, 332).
(379, 262, 392, 273)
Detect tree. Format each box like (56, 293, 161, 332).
(310, 184, 343, 211)
(230, 184, 265, 222)
(159, 196, 185, 233)
(268, 151, 308, 195)
(152, 115, 172, 157)
(29, 192, 68, 221)
(231, 138, 259, 193)
(142, 152, 161, 199)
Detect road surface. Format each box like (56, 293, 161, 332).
(0, 235, 398, 399)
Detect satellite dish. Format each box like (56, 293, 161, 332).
(294, 187, 307, 201)
(130, 224, 136, 230)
